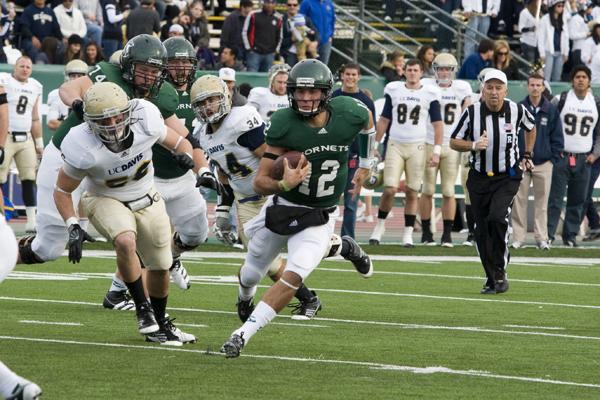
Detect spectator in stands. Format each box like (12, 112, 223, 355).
(380, 50, 405, 82)
(242, 0, 282, 72)
(568, 0, 593, 67)
(462, 0, 501, 58)
(75, 0, 103, 47)
(538, 0, 569, 82)
(126, 0, 160, 40)
(100, 0, 130, 59)
(168, 24, 185, 37)
(221, 0, 254, 63)
(581, 19, 600, 67)
(511, 73, 563, 250)
(83, 40, 104, 65)
(300, 0, 335, 65)
(417, 45, 435, 77)
(58, 33, 84, 63)
(433, 0, 461, 51)
(518, 0, 540, 63)
(0, 2, 16, 63)
(17, 0, 63, 63)
(215, 46, 246, 71)
(457, 38, 494, 79)
(161, 4, 184, 40)
(219, 67, 247, 106)
(184, 1, 210, 50)
(281, 0, 319, 66)
(54, 0, 87, 43)
(492, 40, 519, 80)
(384, 0, 409, 22)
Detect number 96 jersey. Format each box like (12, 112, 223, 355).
(193, 105, 264, 197)
(0, 72, 42, 132)
(60, 99, 167, 202)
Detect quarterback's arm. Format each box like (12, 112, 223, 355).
(31, 96, 43, 152)
(59, 75, 93, 107)
(253, 144, 309, 195)
(0, 85, 7, 149)
(54, 167, 83, 225)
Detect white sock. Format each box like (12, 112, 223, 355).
(110, 275, 127, 292)
(79, 217, 89, 231)
(232, 301, 277, 344)
(238, 284, 257, 301)
(25, 206, 36, 228)
(0, 361, 22, 398)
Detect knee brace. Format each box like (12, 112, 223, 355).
(18, 236, 44, 264)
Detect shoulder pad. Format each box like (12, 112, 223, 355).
(61, 125, 97, 170)
(265, 108, 294, 141)
(29, 77, 43, 93)
(383, 81, 403, 95)
(331, 96, 369, 125)
(154, 82, 178, 117)
(226, 105, 264, 133)
(131, 99, 164, 136)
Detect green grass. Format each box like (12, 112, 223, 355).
(1, 252, 600, 399)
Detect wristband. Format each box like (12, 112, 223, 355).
(523, 151, 533, 159)
(66, 217, 79, 227)
(198, 166, 210, 176)
(433, 145, 442, 155)
(471, 141, 476, 151)
(278, 180, 291, 192)
(34, 137, 44, 149)
(358, 157, 373, 169)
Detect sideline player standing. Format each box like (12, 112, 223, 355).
(247, 63, 290, 120)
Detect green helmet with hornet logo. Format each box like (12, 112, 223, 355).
(286, 58, 333, 117)
(121, 34, 168, 98)
(163, 36, 198, 87)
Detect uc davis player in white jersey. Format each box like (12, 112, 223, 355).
(247, 63, 290, 121)
(47, 60, 88, 131)
(419, 53, 473, 247)
(0, 85, 43, 400)
(547, 65, 600, 246)
(54, 82, 197, 345)
(0, 56, 43, 233)
(369, 59, 444, 247)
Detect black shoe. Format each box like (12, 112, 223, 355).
(103, 290, 135, 311)
(236, 297, 255, 322)
(136, 301, 159, 335)
(421, 231, 435, 245)
(480, 285, 496, 294)
(369, 238, 380, 245)
(220, 333, 245, 358)
(494, 279, 509, 294)
(563, 238, 578, 248)
(583, 232, 600, 241)
(290, 291, 322, 320)
(341, 236, 373, 278)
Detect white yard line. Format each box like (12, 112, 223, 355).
(175, 323, 209, 328)
(0, 335, 598, 389)
(1, 296, 599, 342)
(503, 325, 565, 331)
(19, 320, 82, 326)
(271, 322, 329, 328)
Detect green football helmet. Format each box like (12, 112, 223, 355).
(121, 34, 168, 98)
(163, 37, 198, 87)
(287, 59, 333, 117)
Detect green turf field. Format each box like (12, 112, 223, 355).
(2, 249, 600, 399)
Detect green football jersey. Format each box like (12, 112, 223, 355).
(52, 61, 179, 149)
(266, 96, 369, 208)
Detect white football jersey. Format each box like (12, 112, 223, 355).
(247, 87, 288, 121)
(0, 72, 42, 132)
(557, 90, 599, 153)
(422, 78, 473, 145)
(384, 81, 442, 144)
(193, 105, 263, 197)
(60, 99, 167, 202)
(47, 88, 69, 123)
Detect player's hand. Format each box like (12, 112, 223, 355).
(173, 152, 195, 171)
(214, 207, 238, 246)
(0, 146, 4, 164)
(586, 154, 597, 164)
(429, 153, 440, 167)
(71, 99, 85, 120)
(474, 131, 488, 150)
(281, 155, 310, 190)
(351, 168, 370, 199)
(67, 223, 95, 264)
(196, 167, 219, 191)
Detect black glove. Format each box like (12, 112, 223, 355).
(196, 168, 219, 191)
(67, 223, 95, 264)
(172, 152, 195, 171)
(0, 146, 4, 165)
(71, 99, 84, 120)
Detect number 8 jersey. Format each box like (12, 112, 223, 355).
(382, 81, 442, 144)
(0, 72, 42, 132)
(60, 99, 166, 202)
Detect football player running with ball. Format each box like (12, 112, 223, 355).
(54, 82, 197, 345)
(220, 59, 375, 358)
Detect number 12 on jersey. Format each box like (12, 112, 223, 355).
(297, 160, 339, 197)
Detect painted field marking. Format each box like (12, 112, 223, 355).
(271, 322, 329, 328)
(2, 296, 599, 342)
(175, 323, 209, 328)
(19, 320, 82, 327)
(503, 325, 565, 331)
(0, 335, 599, 389)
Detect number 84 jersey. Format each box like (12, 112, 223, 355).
(193, 105, 264, 198)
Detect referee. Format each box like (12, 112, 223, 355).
(450, 69, 536, 294)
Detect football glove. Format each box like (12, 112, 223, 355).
(172, 152, 195, 171)
(196, 167, 219, 192)
(71, 99, 85, 120)
(214, 206, 237, 246)
(67, 223, 95, 263)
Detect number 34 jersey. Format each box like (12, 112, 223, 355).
(193, 105, 264, 197)
(383, 81, 441, 144)
(60, 99, 167, 202)
(0, 72, 42, 132)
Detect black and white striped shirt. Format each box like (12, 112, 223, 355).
(451, 99, 535, 174)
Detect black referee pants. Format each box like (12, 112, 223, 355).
(466, 169, 522, 285)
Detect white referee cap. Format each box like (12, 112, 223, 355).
(483, 69, 507, 85)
